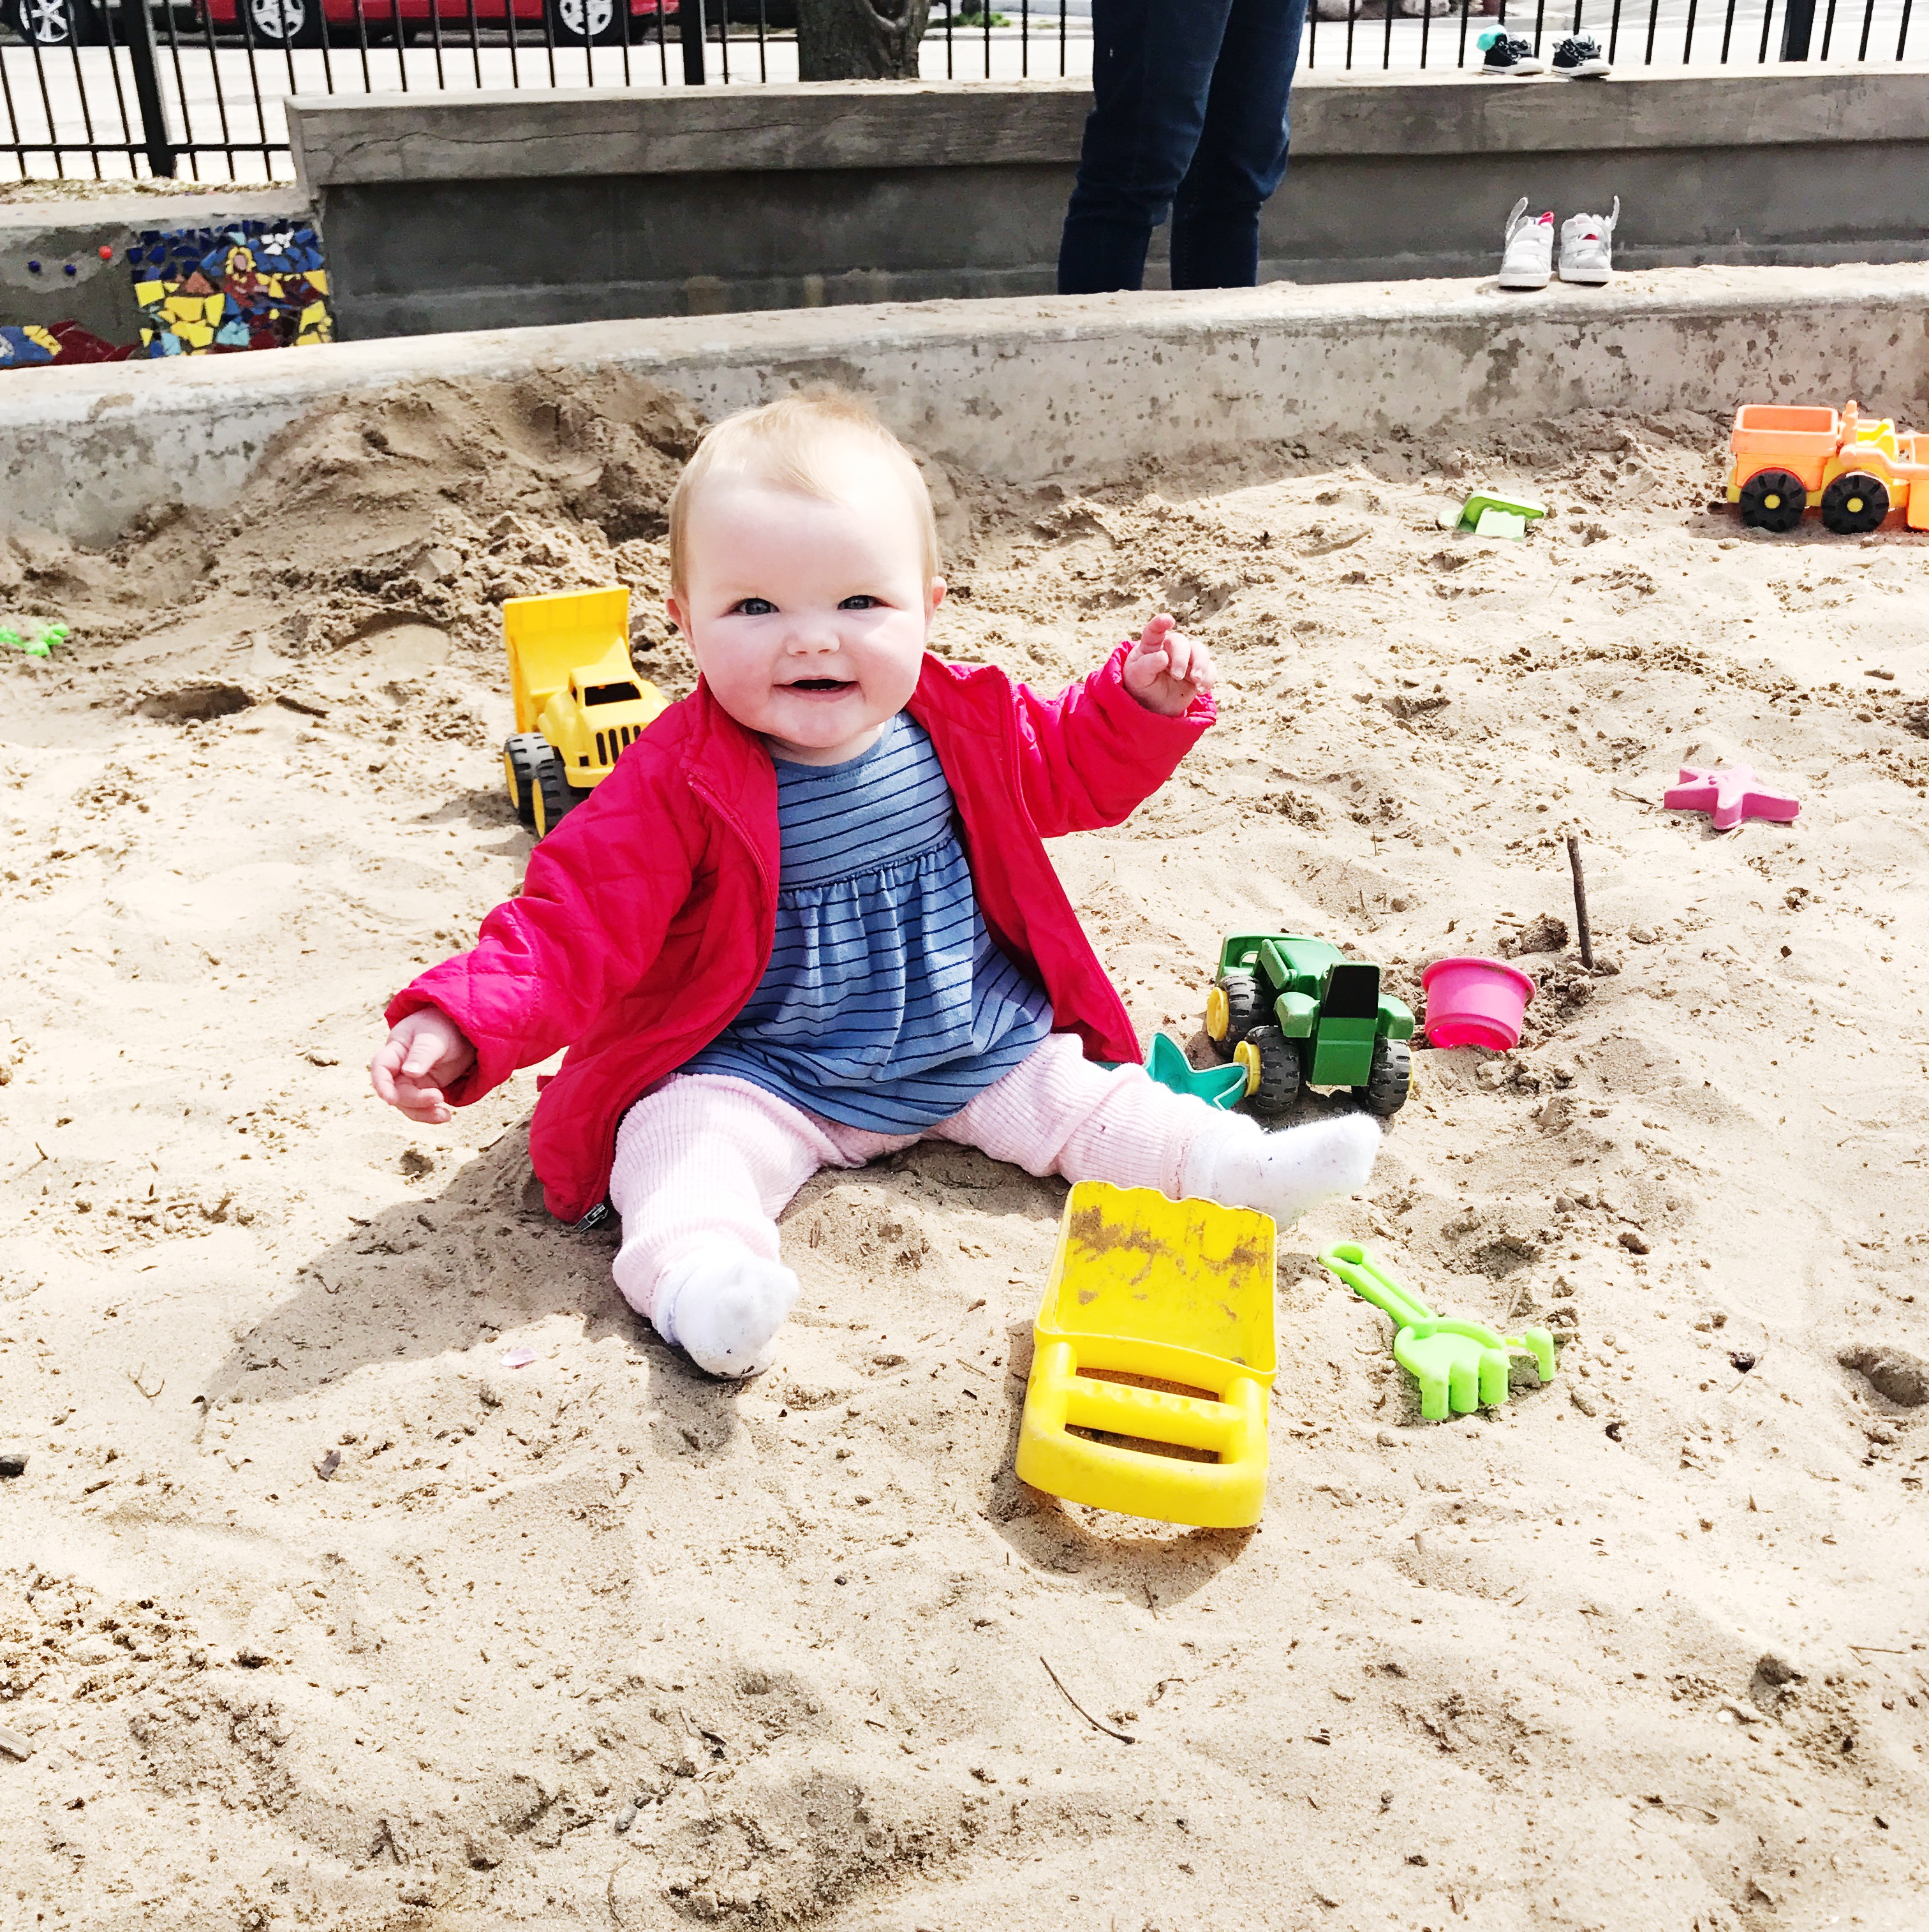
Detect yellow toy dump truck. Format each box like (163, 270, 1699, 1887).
(1727, 399, 1929, 535)
(501, 586, 669, 838)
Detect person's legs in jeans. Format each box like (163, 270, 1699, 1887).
(1169, 0, 1308, 290)
(1057, 0, 1236, 295)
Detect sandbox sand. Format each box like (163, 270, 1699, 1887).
(2, 371, 1926, 1931)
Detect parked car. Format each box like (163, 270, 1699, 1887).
(4, 0, 78, 41)
(4, 0, 189, 48)
(193, 0, 675, 48)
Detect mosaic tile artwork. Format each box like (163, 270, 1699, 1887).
(0, 322, 135, 371)
(128, 221, 333, 359)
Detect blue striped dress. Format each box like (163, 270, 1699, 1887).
(683, 713, 1053, 1131)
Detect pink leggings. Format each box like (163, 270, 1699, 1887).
(607, 1032, 1237, 1323)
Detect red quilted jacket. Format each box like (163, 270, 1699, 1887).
(387, 641, 1215, 1223)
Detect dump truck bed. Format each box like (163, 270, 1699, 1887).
(503, 586, 632, 735)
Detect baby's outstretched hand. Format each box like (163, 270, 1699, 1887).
(369, 1009, 476, 1126)
(1123, 613, 1215, 716)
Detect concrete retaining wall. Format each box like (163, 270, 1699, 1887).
(286, 68, 1929, 339)
(4, 263, 1928, 548)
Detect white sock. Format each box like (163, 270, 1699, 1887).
(651, 1245, 799, 1380)
(1179, 1114, 1381, 1224)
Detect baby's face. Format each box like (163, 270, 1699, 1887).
(668, 456, 943, 766)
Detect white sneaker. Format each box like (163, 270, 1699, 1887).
(1500, 197, 1554, 290)
(1558, 197, 1619, 285)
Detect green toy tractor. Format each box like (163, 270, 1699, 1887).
(1204, 933, 1415, 1117)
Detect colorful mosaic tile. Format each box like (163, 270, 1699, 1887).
(128, 220, 333, 360)
(0, 321, 132, 371)
(0, 325, 61, 369)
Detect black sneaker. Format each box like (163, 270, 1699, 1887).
(1479, 31, 1546, 75)
(1550, 33, 1611, 75)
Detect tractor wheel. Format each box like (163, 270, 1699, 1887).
(530, 745, 581, 840)
(503, 732, 547, 829)
(1359, 1037, 1412, 1117)
(1819, 472, 1889, 536)
(1736, 468, 1806, 533)
(1205, 969, 1266, 1057)
(1234, 1025, 1301, 1118)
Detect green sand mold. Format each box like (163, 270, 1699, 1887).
(1320, 1242, 1556, 1419)
(1437, 493, 1548, 540)
(1, 622, 70, 660)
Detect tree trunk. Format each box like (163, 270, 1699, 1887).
(795, 0, 931, 79)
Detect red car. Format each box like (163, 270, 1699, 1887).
(194, 0, 676, 49)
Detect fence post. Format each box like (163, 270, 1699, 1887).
(679, 0, 707, 81)
(1778, 0, 1816, 56)
(122, 1, 179, 177)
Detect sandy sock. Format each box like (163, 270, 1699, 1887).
(651, 1244, 800, 1380)
(1178, 1113, 1381, 1224)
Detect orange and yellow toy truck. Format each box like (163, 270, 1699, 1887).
(1726, 399, 1929, 535)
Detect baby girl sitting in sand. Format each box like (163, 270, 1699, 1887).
(369, 394, 1379, 1378)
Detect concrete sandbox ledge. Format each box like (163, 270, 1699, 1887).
(4, 263, 1928, 548)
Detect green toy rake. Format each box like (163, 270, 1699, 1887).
(1319, 1242, 1556, 1420)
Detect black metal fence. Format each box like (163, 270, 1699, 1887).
(3, 0, 1921, 184)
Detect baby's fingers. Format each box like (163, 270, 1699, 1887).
(368, 1039, 407, 1105)
(1169, 631, 1215, 691)
(400, 1029, 450, 1079)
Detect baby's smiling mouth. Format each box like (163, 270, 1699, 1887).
(785, 678, 855, 694)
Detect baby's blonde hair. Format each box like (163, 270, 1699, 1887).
(667, 391, 941, 595)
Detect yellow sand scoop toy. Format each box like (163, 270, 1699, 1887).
(1015, 1182, 1277, 1528)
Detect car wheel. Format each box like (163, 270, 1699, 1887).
(1736, 468, 1806, 534)
(9, 0, 102, 47)
(246, 0, 326, 45)
(546, 0, 625, 41)
(1819, 471, 1890, 537)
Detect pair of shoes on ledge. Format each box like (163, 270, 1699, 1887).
(1479, 30, 1612, 75)
(1499, 196, 1621, 288)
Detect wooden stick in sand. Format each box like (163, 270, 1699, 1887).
(1566, 835, 1594, 970)
(1040, 1656, 1135, 1743)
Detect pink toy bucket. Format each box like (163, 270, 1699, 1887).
(1421, 956, 1537, 1052)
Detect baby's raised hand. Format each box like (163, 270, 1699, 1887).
(369, 1009, 477, 1126)
(1123, 613, 1215, 716)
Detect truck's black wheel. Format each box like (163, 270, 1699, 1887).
(1205, 970, 1266, 1057)
(1236, 1025, 1301, 1118)
(503, 732, 547, 829)
(1736, 468, 1806, 533)
(1359, 1037, 1412, 1117)
(1819, 472, 1889, 536)
(531, 746, 582, 840)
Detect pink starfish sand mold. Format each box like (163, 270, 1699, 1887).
(1662, 764, 1802, 833)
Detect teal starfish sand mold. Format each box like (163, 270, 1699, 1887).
(1145, 1031, 1249, 1110)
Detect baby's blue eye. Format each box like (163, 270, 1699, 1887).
(839, 595, 882, 610)
(733, 597, 776, 616)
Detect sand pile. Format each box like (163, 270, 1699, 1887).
(1, 374, 1925, 1931)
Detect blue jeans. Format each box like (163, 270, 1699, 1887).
(1058, 0, 1310, 295)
